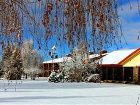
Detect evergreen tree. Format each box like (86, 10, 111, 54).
(2, 45, 23, 80)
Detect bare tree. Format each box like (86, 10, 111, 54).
(21, 40, 43, 80)
(55, 41, 103, 82)
(0, 0, 123, 54)
(63, 43, 89, 82)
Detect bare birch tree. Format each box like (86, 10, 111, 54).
(0, 0, 123, 53)
(21, 40, 43, 80)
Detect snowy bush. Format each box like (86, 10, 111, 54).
(48, 72, 59, 83)
(48, 44, 102, 83)
(58, 58, 100, 82)
(86, 74, 101, 83)
(48, 71, 68, 83)
(29, 67, 41, 80)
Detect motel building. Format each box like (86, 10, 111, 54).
(42, 53, 106, 77)
(101, 48, 140, 83)
(42, 48, 140, 83)
(42, 57, 72, 77)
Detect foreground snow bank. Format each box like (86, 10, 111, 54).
(0, 80, 140, 105)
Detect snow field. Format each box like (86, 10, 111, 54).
(0, 80, 140, 105)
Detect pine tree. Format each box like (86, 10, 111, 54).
(2, 45, 23, 80)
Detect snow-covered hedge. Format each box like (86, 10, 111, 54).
(48, 71, 69, 83)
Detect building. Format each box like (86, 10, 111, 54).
(42, 57, 72, 77)
(42, 48, 140, 83)
(42, 53, 106, 77)
(101, 48, 140, 82)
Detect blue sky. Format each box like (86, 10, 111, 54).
(35, 0, 140, 61)
(50, 1, 140, 60)
(109, 0, 140, 51)
(1, 1, 139, 61)
(123, 1, 140, 48)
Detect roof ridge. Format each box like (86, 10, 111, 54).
(118, 48, 140, 65)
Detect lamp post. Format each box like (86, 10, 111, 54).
(49, 45, 57, 72)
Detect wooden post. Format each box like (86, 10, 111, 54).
(42, 63, 45, 77)
(48, 63, 50, 76)
(123, 67, 124, 81)
(106, 67, 108, 80)
(113, 68, 114, 81)
(133, 67, 138, 82)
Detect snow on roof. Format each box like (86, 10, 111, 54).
(44, 53, 108, 64)
(101, 49, 136, 64)
(44, 49, 136, 64)
(89, 54, 99, 59)
(43, 57, 71, 63)
(89, 53, 107, 59)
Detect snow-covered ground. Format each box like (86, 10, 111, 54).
(0, 79, 140, 105)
